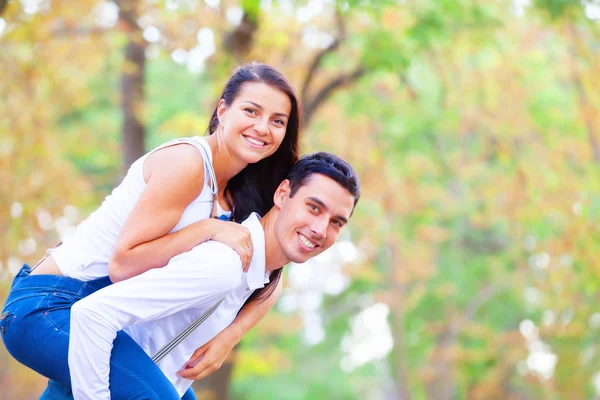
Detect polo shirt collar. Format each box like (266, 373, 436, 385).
(241, 213, 267, 290)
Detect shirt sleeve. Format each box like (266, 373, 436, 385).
(68, 242, 242, 400)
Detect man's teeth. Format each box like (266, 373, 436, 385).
(299, 234, 316, 249)
(245, 136, 266, 146)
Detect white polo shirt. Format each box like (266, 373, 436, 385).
(68, 213, 269, 400)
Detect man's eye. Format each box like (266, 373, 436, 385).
(309, 204, 319, 213)
(332, 220, 342, 228)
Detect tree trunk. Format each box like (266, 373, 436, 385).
(567, 25, 600, 163)
(388, 240, 412, 400)
(120, 17, 146, 170)
(223, 12, 258, 60)
(426, 329, 456, 400)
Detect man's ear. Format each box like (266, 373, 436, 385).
(216, 99, 227, 124)
(273, 179, 291, 208)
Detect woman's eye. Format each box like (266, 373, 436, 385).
(244, 108, 257, 115)
(273, 118, 285, 126)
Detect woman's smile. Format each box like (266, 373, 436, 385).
(242, 134, 267, 147)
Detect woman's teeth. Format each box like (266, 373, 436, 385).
(244, 136, 266, 146)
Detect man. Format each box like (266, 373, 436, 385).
(54, 152, 360, 399)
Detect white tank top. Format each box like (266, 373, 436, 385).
(49, 136, 230, 281)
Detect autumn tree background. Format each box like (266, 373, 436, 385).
(2, 0, 600, 399)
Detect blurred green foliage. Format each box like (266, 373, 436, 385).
(2, 0, 600, 399)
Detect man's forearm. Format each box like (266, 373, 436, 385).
(226, 278, 283, 343)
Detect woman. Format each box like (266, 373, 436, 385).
(1, 62, 301, 399)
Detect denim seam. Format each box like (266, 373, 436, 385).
(41, 314, 70, 336)
(3, 293, 50, 310)
(8, 287, 81, 297)
(38, 302, 71, 336)
(0, 311, 15, 328)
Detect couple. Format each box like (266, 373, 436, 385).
(1, 62, 360, 399)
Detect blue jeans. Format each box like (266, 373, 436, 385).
(1, 264, 195, 400)
(39, 380, 197, 400)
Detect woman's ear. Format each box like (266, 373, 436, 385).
(273, 179, 291, 209)
(216, 99, 227, 125)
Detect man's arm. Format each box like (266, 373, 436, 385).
(68, 242, 242, 400)
(178, 277, 283, 380)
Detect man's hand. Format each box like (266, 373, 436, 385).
(177, 328, 240, 381)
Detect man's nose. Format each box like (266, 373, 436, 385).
(310, 217, 328, 240)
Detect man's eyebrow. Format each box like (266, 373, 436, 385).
(308, 196, 348, 224)
(243, 101, 289, 118)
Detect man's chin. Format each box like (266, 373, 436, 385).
(283, 249, 307, 265)
(288, 250, 322, 264)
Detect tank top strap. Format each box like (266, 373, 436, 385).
(188, 137, 218, 197)
(188, 137, 229, 220)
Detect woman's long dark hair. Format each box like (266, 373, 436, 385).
(207, 62, 302, 303)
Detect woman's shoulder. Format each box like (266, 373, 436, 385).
(145, 140, 206, 180)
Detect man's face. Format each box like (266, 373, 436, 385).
(274, 174, 355, 264)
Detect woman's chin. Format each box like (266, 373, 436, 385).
(241, 149, 274, 164)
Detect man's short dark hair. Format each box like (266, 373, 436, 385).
(286, 152, 360, 208)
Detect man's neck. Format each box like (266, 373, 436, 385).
(259, 209, 290, 273)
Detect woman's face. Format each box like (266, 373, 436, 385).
(217, 82, 292, 165)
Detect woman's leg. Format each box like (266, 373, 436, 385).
(2, 291, 74, 385)
(2, 267, 181, 399)
(40, 380, 196, 400)
(39, 331, 189, 400)
(38, 379, 74, 400)
(2, 265, 106, 385)
(13, 312, 182, 399)
(106, 330, 182, 400)
(181, 387, 197, 400)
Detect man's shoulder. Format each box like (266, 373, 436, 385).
(171, 241, 243, 281)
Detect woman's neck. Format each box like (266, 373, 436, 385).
(204, 133, 248, 191)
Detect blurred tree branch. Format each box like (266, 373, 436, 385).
(0, 0, 8, 17)
(566, 24, 600, 163)
(304, 66, 365, 123)
(300, 11, 345, 102)
(300, 11, 365, 124)
(51, 25, 110, 37)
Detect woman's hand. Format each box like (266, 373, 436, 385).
(208, 219, 253, 272)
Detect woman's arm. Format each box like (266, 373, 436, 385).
(108, 144, 252, 282)
(178, 278, 283, 380)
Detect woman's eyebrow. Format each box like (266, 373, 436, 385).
(242, 101, 289, 118)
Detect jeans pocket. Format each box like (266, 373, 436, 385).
(41, 292, 78, 332)
(0, 310, 19, 362)
(0, 310, 16, 335)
